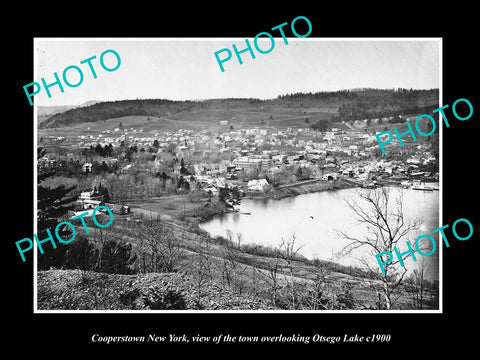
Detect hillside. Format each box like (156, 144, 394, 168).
(39, 89, 439, 129)
(38, 101, 102, 125)
(37, 269, 273, 310)
(38, 101, 101, 117)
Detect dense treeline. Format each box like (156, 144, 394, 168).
(40, 88, 439, 129)
(334, 103, 440, 123)
(40, 99, 196, 128)
(310, 119, 331, 132)
(279, 88, 439, 122)
(276, 89, 358, 101)
(333, 89, 438, 122)
(277, 88, 437, 103)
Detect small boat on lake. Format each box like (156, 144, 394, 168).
(412, 183, 434, 191)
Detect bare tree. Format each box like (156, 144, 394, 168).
(278, 233, 304, 309)
(247, 264, 264, 301)
(301, 258, 333, 310)
(136, 218, 183, 273)
(89, 220, 115, 272)
(356, 257, 391, 310)
(191, 236, 214, 307)
(71, 218, 137, 277)
(220, 232, 248, 294)
(258, 234, 304, 308)
(236, 232, 243, 249)
(404, 259, 429, 309)
(336, 187, 419, 310)
(264, 249, 282, 307)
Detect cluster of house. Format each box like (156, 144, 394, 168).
(73, 189, 130, 216)
(40, 120, 438, 196)
(337, 158, 438, 182)
(194, 175, 228, 195)
(38, 156, 58, 169)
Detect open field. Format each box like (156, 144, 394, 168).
(38, 115, 201, 138)
(37, 102, 339, 138)
(126, 192, 224, 226)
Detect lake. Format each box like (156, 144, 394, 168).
(199, 186, 440, 281)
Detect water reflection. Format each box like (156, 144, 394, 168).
(200, 187, 439, 281)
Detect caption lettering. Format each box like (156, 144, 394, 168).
(91, 333, 392, 345)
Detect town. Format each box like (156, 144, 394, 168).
(38, 113, 439, 214)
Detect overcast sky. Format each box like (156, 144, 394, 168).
(34, 38, 440, 106)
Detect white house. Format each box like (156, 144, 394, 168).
(322, 173, 338, 181)
(79, 191, 97, 201)
(79, 199, 103, 210)
(359, 173, 369, 181)
(247, 179, 269, 192)
(82, 163, 92, 173)
(407, 157, 421, 165)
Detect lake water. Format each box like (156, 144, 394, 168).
(199, 186, 440, 281)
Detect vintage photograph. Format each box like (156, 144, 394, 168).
(34, 38, 441, 311)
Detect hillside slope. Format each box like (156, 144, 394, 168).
(37, 269, 274, 310)
(39, 89, 439, 129)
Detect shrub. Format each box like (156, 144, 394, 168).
(65, 236, 97, 270)
(142, 287, 187, 310)
(96, 240, 137, 274)
(119, 288, 143, 309)
(336, 281, 356, 309)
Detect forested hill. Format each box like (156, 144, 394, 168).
(278, 88, 439, 121)
(39, 99, 197, 128)
(39, 88, 439, 129)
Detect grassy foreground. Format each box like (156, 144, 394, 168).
(37, 270, 273, 310)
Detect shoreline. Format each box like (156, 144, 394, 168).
(198, 177, 438, 223)
(191, 179, 357, 225)
(245, 178, 358, 201)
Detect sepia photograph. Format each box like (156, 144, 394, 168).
(33, 38, 442, 312)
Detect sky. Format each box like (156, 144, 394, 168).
(34, 38, 440, 106)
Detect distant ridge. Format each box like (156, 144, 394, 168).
(38, 100, 101, 117)
(78, 100, 101, 108)
(39, 89, 439, 129)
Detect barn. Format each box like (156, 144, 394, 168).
(105, 203, 130, 215)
